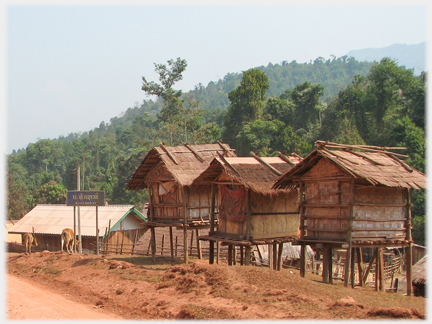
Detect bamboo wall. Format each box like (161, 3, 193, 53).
(302, 158, 408, 242)
(151, 181, 213, 223)
(218, 188, 300, 240)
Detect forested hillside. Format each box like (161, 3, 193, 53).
(7, 56, 426, 244)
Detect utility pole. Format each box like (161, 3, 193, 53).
(77, 166, 82, 254)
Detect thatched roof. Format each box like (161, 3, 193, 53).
(412, 255, 427, 285)
(273, 141, 426, 190)
(126, 142, 236, 190)
(192, 153, 302, 195)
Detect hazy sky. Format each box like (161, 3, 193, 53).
(3, 1, 428, 153)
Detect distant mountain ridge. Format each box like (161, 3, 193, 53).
(345, 42, 425, 75)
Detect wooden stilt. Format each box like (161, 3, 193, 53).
(233, 246, 237, 265)
(363, 247, 377, 284)
(344, 247, 352, 287)
(245, 246, 251, 266)
(379, 247, 385, 291)
(357, 248, 364, 286)
(209, 184, 216, 265)
(375, 248, 380, 291)
(183, 227, 188, 264)
(272, 244, 278, 270)
(216, 241, 220, 264)
(323, 245, 330, 283)
(407, 243, 413, 296)
(240, 245, 244, 265)
(196, 229, 202, 259)
(169, 227, 174, 261)
(228, 245, 233, 266)
(189, 230, 194, 255)
(328, 247, 333, 284)
(150, 227, 156, 262)
(268, 244, 273, 269)
(161, 234, 165, 256)
(300, 243, 306, 277)
(277, 243, 284, 271)
(351, 247, 356, 288)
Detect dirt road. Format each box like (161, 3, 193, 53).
(6, 274, 123, 320)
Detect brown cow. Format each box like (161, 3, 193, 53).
(23, 233, 38, 254)
(61, 228, 77, 254)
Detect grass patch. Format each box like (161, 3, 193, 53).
(42, 265, 62, 276)
(176, 304, 238, 320)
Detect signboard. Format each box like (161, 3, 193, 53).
(67, 190, 105, 206)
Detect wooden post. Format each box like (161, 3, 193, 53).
(120, 230, 125, 255)
(406, 188, 413, 296)
(300, 243, 306, 277)
(131, 229, 138, 255)
(379, 247, 385, 291)
(272, 244, 278, 270)
(245, 245, 251, 266)
(233, 246, 237, 265)
(96, 206, 99, 255)
(363, 247, 377, 284)
(175, 236, 178, 257)
(357, 247, 364, 286)
(150, 227, 156, 262)
(169, 227, 174, 261)
(328, 247, 333, 284)
(228, 245, 233, 266)
(183, 227, 188, 264)
(246, 189, 252, 240)
(323, 245, 330, 283)
(277, 243, 284, 271)
(216, 241, 220, 264)
(209, 184, 216, 264)
(189, 230, 194, 255)
(161, 234, 165, 256)
(196, 229, 202, 259)
(240, 245, 244, 265)
(375, 248, 380, 291)
(268, 244, 273, 269)
(351, 247, 356, 288)
(344, 178, 355, 287)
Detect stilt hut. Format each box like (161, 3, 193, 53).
(192, 152, 303, 269)
(273, 141, 426, 295)
(125, 142, 236, 263)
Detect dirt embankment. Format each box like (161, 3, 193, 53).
(6, 251, 426, 320)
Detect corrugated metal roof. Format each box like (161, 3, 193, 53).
(8, 204, 147, 237)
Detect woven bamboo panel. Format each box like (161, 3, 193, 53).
(304, 157, 346, 178)
(250, 213, 299, 238)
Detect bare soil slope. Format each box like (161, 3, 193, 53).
(6, 251, 426, 320)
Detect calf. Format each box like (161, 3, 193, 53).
(61, 228, 76, 254)
(23, 233, 38, 254)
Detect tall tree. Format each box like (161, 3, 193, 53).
(141, 57, 187, 123)
(222, 69, 270, 148)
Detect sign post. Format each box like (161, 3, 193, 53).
(67, 190, 105, 254)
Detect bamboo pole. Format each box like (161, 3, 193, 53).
(196, 229, 202, 259)
(277, 243, 284, 271)
(183, 186, 189, 264)
(344, 178, 355, 287)
(406, 188, 413, 296)
(169, 227, 174, 261)
(209, 184, 216, 264)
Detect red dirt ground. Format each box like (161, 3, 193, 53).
(6, 251, 426, 320)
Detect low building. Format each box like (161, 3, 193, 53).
(8, 204, 147, 253)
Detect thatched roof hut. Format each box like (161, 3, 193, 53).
(193, 152, 303, 268)
(272, 141, 426, 293)
(125, 142, 236, 263)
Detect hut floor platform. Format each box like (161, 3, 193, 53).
(199, 234, 298, 246)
